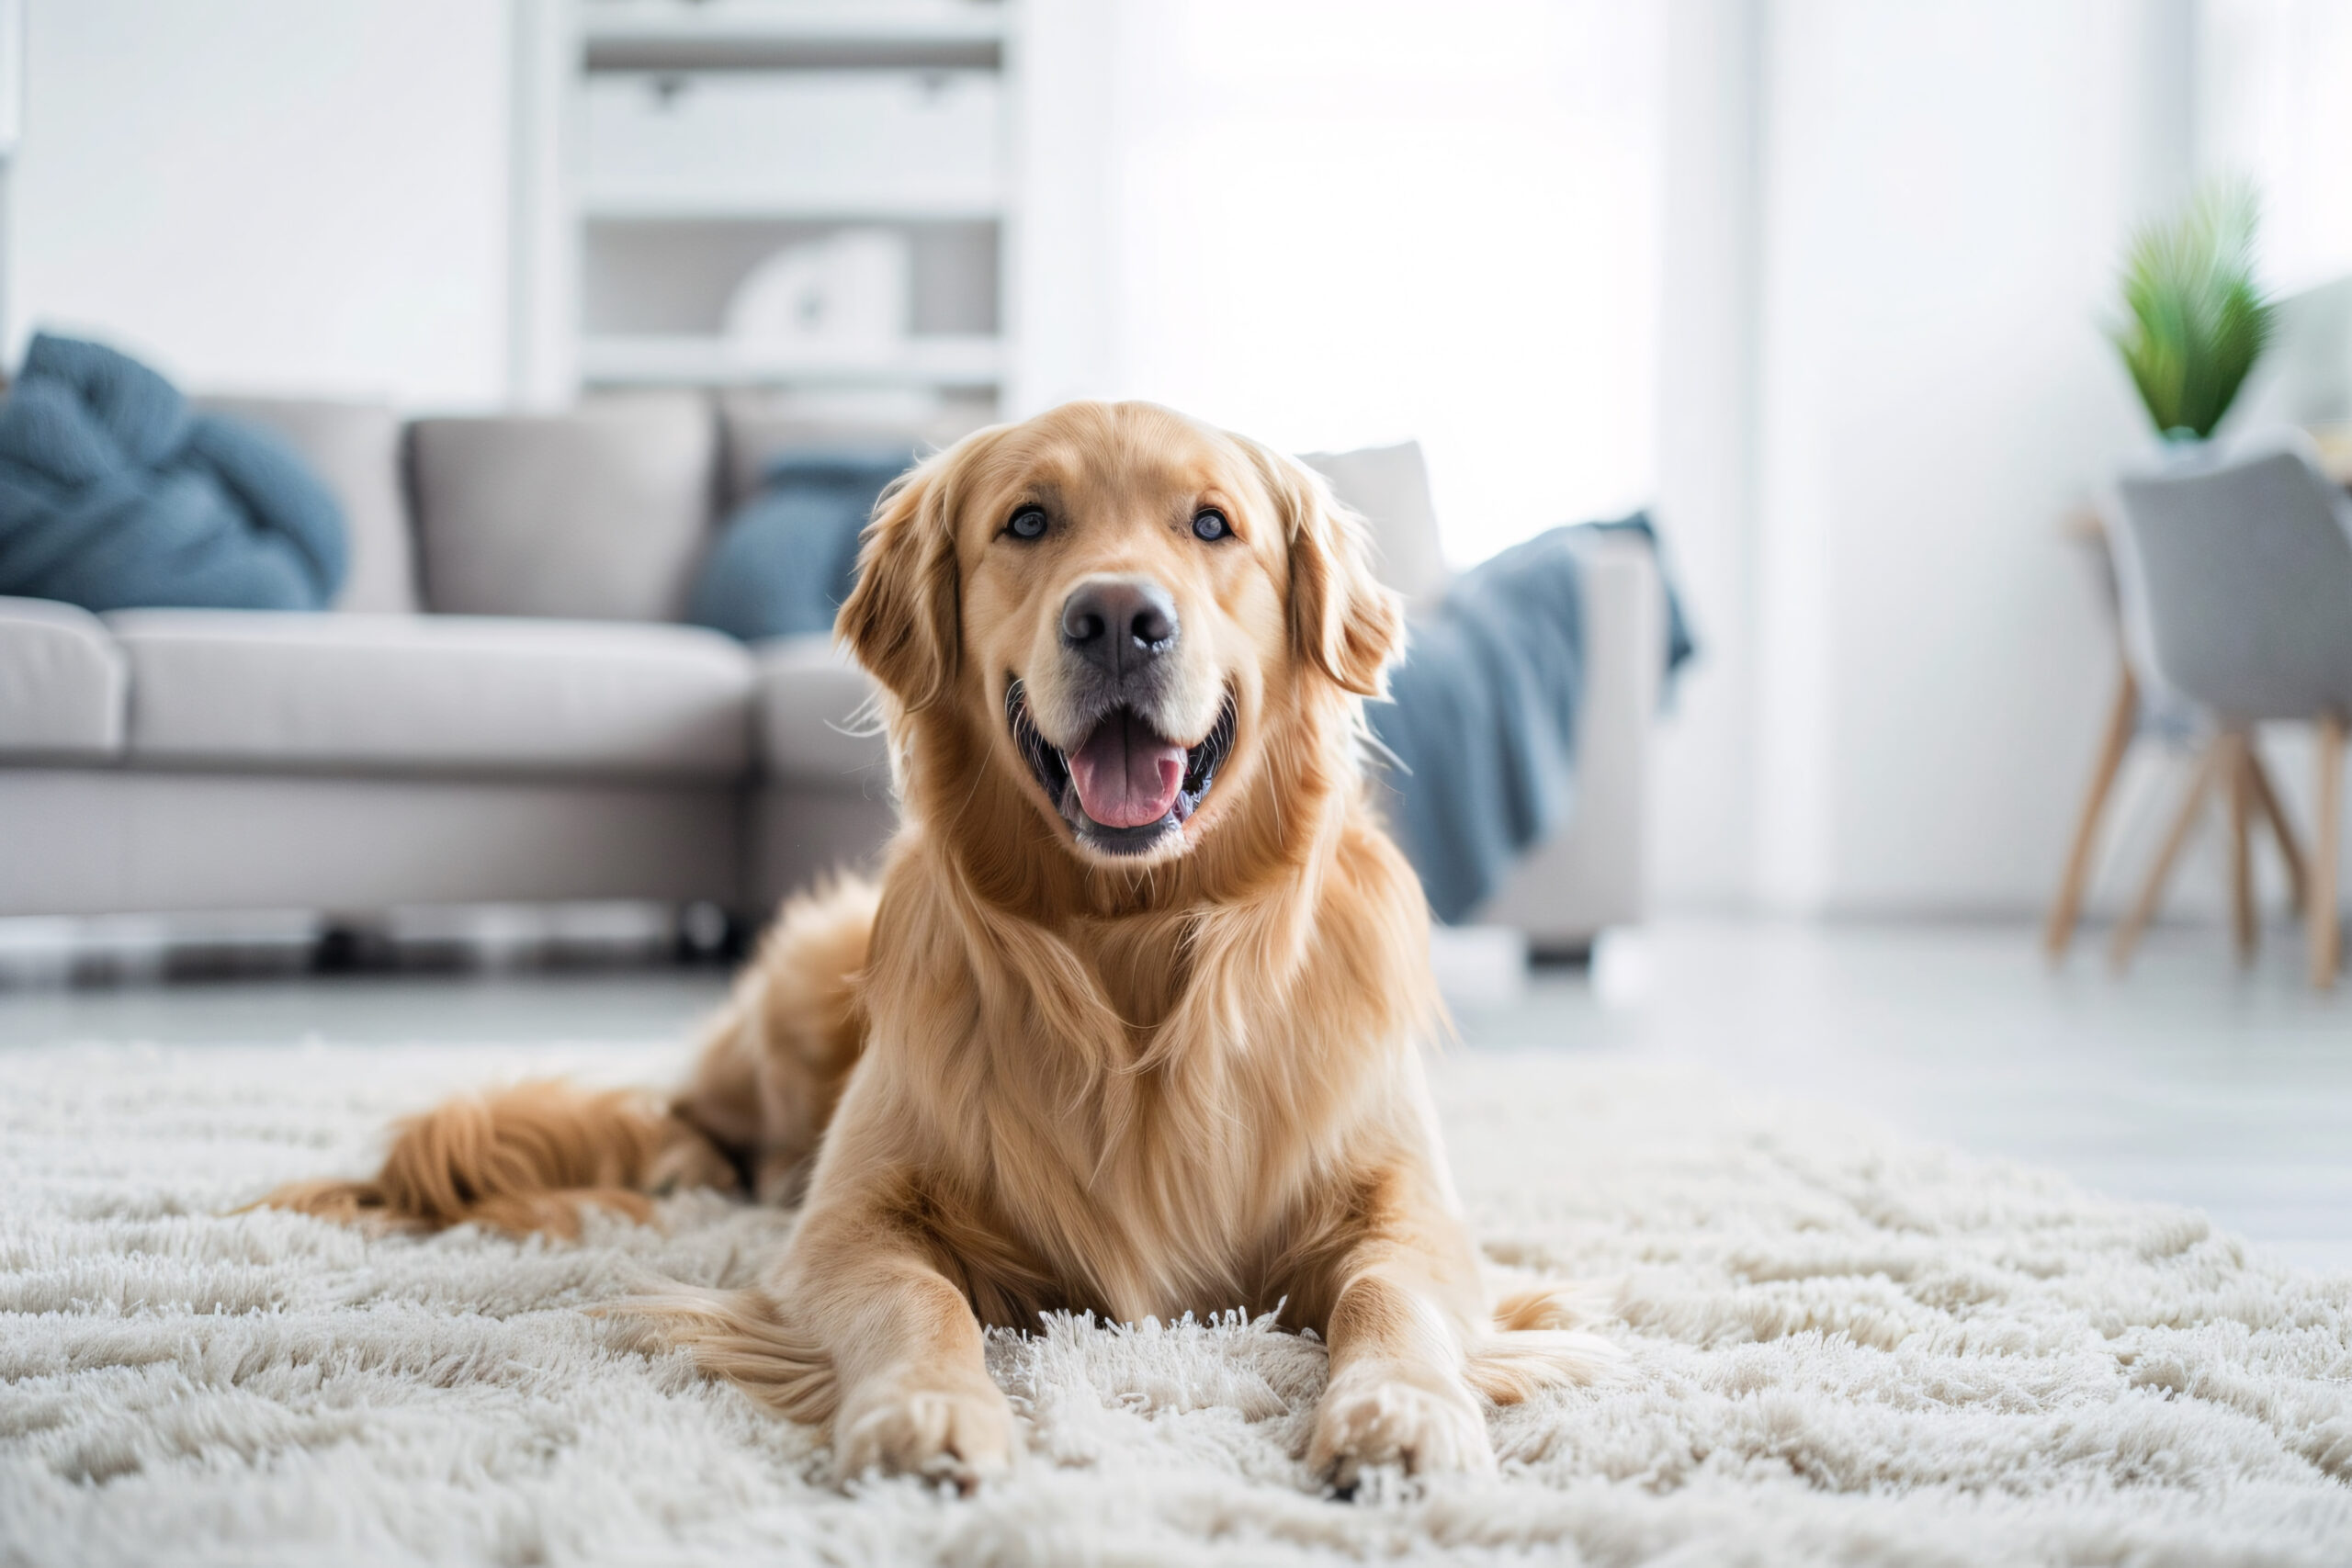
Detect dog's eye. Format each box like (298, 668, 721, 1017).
(1192, 508, 1231, 542)
(1005, 506, 1049, 541)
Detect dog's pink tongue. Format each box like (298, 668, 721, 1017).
(1068, 712, 1185, 829)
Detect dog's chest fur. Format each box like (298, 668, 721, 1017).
(891, 911, 1415, 1332)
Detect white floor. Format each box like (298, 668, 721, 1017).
(1470, 918, 2352, 1275)
(4, 916, 2346, 1274)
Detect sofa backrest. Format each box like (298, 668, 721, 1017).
(718, 393, 994, 513)
(188, 390, 1452, 628)
(408, 392, 717, 622)
(196, 396, 417, 615)
(1300, 440, 1450, 608)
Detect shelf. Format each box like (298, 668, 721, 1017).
(581, 333, 1004, 388)
(581, 69, 1002, 219)
(584, 0, 1006, 45)
(583, 0, 1005, 68)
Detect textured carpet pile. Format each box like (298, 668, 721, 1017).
(2, 1038, 2347, 1565)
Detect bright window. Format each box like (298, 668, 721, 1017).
(2199, 0, 2352, 291)
(1097, 0, 1664, 568)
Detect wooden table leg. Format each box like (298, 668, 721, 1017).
(2045, 668, 2139, 962)
(2244, 741, 2310, 914)
(2111, 737, 2222, 974)
(2226, 733, 2256, 964)
(2312, 714, 2344, 990)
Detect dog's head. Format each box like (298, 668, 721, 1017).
(838, 400, 1401, 869)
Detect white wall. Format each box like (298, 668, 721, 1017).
(1731, 0, 2197, 916)
(6, 0, 515, 408)
(1646, 0, 1762, 910)
(1008, 0, 1123, 417)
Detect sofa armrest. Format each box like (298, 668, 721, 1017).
(1467, 534, 1661, 953)
(0, 596, 127, 760)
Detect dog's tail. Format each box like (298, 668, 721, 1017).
(254, 1082, 732, 1236)
(598, 1284, 838, 1421)
(1463, 1280, 1623, 1404)
(254, 876, 881, 1236)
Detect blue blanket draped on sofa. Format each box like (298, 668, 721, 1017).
(1369, 514, 1691, 923)
(0, 333, 345, 612)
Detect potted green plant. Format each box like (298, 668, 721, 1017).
(2112, 180, 2275, 444)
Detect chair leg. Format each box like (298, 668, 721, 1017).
(2226, 734, 2256, 964)
(2045, 669, 2139, 961)
(2110, 738, 2222, 974)
(2311, 715, 2344, 990)
(2245, 742, 2310, 914)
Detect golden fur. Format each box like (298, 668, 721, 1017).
(266, 400, 1610, 1486)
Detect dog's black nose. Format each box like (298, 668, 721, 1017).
(1060, 578, 1180, 674)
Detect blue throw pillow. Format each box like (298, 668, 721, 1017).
(688, 446, 917, 642)
(0, 333, 346, 611)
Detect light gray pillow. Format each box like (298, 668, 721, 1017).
(198, 396, 416, 614)
(410, 393, 718, 621)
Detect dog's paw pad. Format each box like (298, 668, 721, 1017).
(1309, 1371, 1495, 1485)
(835, 1381, 1015, 1490)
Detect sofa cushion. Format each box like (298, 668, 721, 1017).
(1302, 441, 1451, 608)
(755, 634, 887, 787)
(690, 447, 915, 643)
(199, 397, 416, 614)
(0, 595, 125, 758)
(410, 393, 717, 621)
(718, 397, 988, 511)
(106, 610, 752, 779)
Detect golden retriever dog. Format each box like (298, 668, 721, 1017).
(266, 400, 1608, 1487)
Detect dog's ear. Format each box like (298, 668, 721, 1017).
(1239, 439, 1405, 697)
(836, 448, 966, 711)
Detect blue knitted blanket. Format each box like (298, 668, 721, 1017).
(0, 333, 345, 611)
(1369, 515, 1692, 923)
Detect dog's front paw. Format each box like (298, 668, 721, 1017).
(1309, 1364, 1494, 1485)
(833, 1371, 1015, 1490)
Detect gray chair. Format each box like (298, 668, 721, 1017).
(2105, 437, 2352, 984)
(2041, 512, 2236, 964)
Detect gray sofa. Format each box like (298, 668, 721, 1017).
(0, 396, 1656, 950)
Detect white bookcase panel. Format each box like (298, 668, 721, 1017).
(582, 70, 1001, 220)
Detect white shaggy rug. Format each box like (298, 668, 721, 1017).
(3, 1038, 2348, 1567)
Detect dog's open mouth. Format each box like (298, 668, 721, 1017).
(1008, 682, 1236, 853)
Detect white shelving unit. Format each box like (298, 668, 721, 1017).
(563, 0, 1015, 409)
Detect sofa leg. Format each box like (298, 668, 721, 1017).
(313, 920, 394, 973)
(674, 901, 752, 964)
